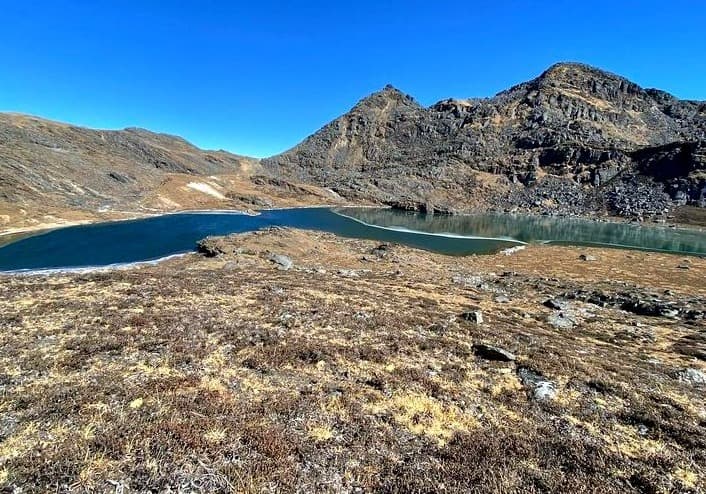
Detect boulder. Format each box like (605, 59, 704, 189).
(547, 311, 575, 330)
(268, 254, 293, 271)
(197, 237, 226, 257)
(543, 299, 566, 310)
(472, 343, 515, 362)
(460, 310, 484, 324)
(517, 367, 558, 401)
(370, 244, 393, 259)
(677, 368, 706, 385)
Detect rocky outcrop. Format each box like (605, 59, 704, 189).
(263, 62, 706, 218)
(561, 288, 706, 321)
(632, 140, 706, 206)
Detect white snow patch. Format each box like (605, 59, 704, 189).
(186, 182, 226, 200)
(500, 245, 526, 256)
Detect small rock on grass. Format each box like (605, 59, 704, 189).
(543, 299, 566, 310)
(677, 368, 706, 385)
(268, 254, 293, 270)
(472, 343, 515, 362)
(517, 367, 558, 401)
(547, 311, 575, 329)
(460, 310, 484, 324)
(370, 243, 393, 258)
(337, 269, 359, 278)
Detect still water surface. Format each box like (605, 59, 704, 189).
(0, 207, 703, 272)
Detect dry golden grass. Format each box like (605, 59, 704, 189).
(0, 228, 704, 492)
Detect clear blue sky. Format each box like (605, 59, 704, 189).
(1, 1, 704, 158)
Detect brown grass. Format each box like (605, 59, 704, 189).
(0, 229, 704, 492)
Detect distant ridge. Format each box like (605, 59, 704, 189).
(1, 62, 705, 230)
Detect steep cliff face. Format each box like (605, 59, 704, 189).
(632, 140, 706, 206)
(263, 63, 706, 215)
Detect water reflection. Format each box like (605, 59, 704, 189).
(337, 208, 706, 255)
(1, 207, 704, 272)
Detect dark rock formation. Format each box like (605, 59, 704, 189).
(196, 237, 227, 257)
(461, 310, 484, 324)
(263, 62, 706, 218)
(562, 288, 705, 320)
(472, 343, 515, 362)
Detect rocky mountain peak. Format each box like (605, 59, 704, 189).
(540, 62, 615, 80)
(261, 62, 706, 214)
(352, 85, 420, 112)
(485, 63, 634, 110)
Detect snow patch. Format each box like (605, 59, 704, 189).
(186, 182, 226, 200)
(500, 245, 526, 256)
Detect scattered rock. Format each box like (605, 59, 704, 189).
(337, 269, 359, 278)
(547, 311, 575, 330)
(353, 310, 372, 321)
(517, 367, 558, 401)
(563, 288, 705, 321)
(472, 343, 515, 362)
(677, 368, 706, 385)
(543, 298, 566, 310)
(452, 275, 485, 287)
(579, 254, 598, 261)
(370, 243, 393, 259)
(494, 295, 511, 304)
(452, 274, 500, 292)
(279, 312, 297, 328)
(460, 310, 484, 324)
(197, 237, 226, 257)
(0, 412, 18, 439)
(500, 246, 525, 256)
(268, 285, 285, 296)
(108, 171, 134, 184)
(268, 254, 293, 270)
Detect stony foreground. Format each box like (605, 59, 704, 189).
(1, 229, 705, 493)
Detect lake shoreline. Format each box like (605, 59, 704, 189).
(1, 207, 705, 273)
(3, 203, 706, 240)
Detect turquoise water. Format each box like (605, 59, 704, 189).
(341, 208, 706, 255)
(0, 207, 704, 272)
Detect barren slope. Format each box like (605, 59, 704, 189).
(0, 114, 345, 233)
